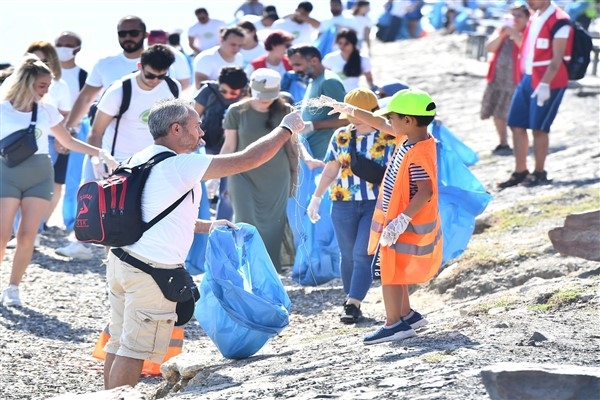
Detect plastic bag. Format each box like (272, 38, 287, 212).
(195, 223, 291, 359)
(287, 136, 341, 286)
(430, 120, 478, 167)
(184, 180, 211, 275)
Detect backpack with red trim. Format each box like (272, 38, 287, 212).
(74, 151, 188, 247)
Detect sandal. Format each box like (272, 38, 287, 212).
(497, 170, 529, 189)
(520, 170, 552, 187)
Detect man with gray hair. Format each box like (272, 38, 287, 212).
(102, 98, 304, 390)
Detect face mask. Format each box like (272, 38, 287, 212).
(56, 46, 75, 62)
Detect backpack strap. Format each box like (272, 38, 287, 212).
(139, 151, 192, 232)
(205, 82, 226, 107)
(110, 78, 132, 156)
(550, 19, 571, 38)
(164, 76, 180, 98)
(78, 68, 88, 90)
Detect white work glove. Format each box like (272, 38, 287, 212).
(91, 156, 108, 179)
(379, 213, 412, 247)
(299, 120, 314, 135)
(531, 82, 550, 107)
(279, 110, 305, 134)
(307, 195, 322, 223)
(99, 149, 119, 174)
(319, 95, 356, 117)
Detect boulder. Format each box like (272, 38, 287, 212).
(548, 210, 600, 261)
(481, 362, 600, 400)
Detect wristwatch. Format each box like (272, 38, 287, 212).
(67, 127, 78, 137)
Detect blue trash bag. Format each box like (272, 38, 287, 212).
(430, 120, 478, 167)
(195, 223, 291, 359)
(314, 25, 336, 58)
(566, 1, 588, 20)
(184, 180, 211, 275)
(428, 1, 446, 30)
(63, 117, 90, 230)
(436, 138, 492, 265)
(281, 71, 307, 105)
(287, 137, 341, 286)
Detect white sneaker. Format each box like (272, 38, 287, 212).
(55, 241, 93, 260)
(2, 285, 22, 307)
(6, 234, 41, 249)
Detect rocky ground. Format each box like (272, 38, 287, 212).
(1, 32, 599, 400)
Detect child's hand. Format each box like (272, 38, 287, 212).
(319, 95, 356, 117)
(379, 213, 412, 247)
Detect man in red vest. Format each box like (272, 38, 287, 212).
(498, 0, 572, 188)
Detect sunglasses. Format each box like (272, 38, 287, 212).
(219, 88, 242, 96)
(143, 71, 167, 80)
(118, 29, 142, 38)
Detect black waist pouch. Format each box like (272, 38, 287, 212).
(0, 103, 38, 168)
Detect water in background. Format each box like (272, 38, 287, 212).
(0, 0, 389, 72)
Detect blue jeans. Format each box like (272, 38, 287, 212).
(330, 200, 375, 301)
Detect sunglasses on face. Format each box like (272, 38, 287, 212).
(118, 29, 142, 38)
(143, 71, 167, 80)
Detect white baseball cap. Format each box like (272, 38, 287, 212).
(249, 68, 281, 100)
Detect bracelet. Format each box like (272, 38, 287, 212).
(279, 125, 293, 135)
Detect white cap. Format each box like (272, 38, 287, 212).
(249, 68, 281, 100)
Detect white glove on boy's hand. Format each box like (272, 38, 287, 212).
(319, 95, 356, 117)
(379, 213, 412, 247)
(531, 82, 550, 107)
(279, 110, 305, 134)
(307, 195, 322, 223)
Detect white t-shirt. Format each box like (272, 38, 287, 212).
(524, 4, 571, 74)
(240, 44, 267, 68)
(318, 14, 356, 33)
(124, 144, 212, 264)
(192, 46, 244, 80)
(46, 78, 72, 113)
(60, 66, 85, 108)
(322, 50, 372, 92)
(272, 18, 316, 45)
(244, 57, 288, 78)
(0, 100, 62, 155)
(350, 14, 373, 43)
(97, 72, 182, 161)
(168, 45, 192, 82)
(187, 19, 226, 52)
(86, 53, 140, 90)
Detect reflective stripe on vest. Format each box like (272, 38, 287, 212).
(391, 226, 442, 256)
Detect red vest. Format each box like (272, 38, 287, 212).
(486, 36, 521, 85)
(250, 55, 292, 72)
(520, 7, 572, 89)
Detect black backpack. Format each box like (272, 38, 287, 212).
(74, 151, 190, 247)
(551, 19, 593, 81)
(200, 82, 229, 153)
(89, 76, 179, 155)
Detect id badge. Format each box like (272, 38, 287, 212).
(536, 38, 549, 49)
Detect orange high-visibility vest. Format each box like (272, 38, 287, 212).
(368, 136, 443, 285)
(92, 323, 184, 376)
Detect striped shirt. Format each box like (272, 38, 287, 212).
(382, 141, 429, 214)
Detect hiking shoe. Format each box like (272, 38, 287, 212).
(363, 321, 416, 345)
(497, 170, 529, 189)
(520, 170, 552, 187)
(340, 303, 362, 324)
(403, 309, 428, 330)
(2, 285, 22, 307)
(492, 144, 513, 156)
(55, 241, 93, 260)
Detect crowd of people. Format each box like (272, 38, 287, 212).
(0, 0, 585, 391)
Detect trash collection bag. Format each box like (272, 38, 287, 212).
(430, 120, 479, 167)
(184, 180, 211, 275)
(195, 223, 291, 359)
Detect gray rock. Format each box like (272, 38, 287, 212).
(480, 362, 600, 400)
(548, 210, 600, 261)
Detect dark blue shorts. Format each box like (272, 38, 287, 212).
(507, 74, 566, 133)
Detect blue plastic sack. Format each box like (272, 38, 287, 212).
(430, 120, 478, 167)
(195, 223, 291, 359)
(435, 138, 492, 264)
(287, 137, 340, 286)
(184, 180, 211, 275)
(281, 71, 307, 104)
(314, 25, 336, 58)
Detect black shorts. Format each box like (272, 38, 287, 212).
(53, 153, 69, 184)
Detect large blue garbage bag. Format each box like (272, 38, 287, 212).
(281, 71, 307, 104)
(195, 223, 291, 359)
(430, 120, 478, 166)
(436, 138, 492, 264)
(287, 137, 340, 286)
(184, 180, 211, 275)
(314, 25, 336, 57)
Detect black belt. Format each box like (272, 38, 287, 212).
(111, 248, 153, 274)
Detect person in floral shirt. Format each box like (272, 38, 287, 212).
(307, 88, 395, 323)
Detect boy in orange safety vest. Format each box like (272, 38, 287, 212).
(320, 88, 443, 344)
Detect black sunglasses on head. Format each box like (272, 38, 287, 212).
(143, 71, 167, 80)
(118, 29, 142, 38)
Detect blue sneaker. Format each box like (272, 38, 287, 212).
(403, 309, 428, 330)
(363, 321, 416, 345)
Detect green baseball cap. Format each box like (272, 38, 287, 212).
(374, 88, 436, 117)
